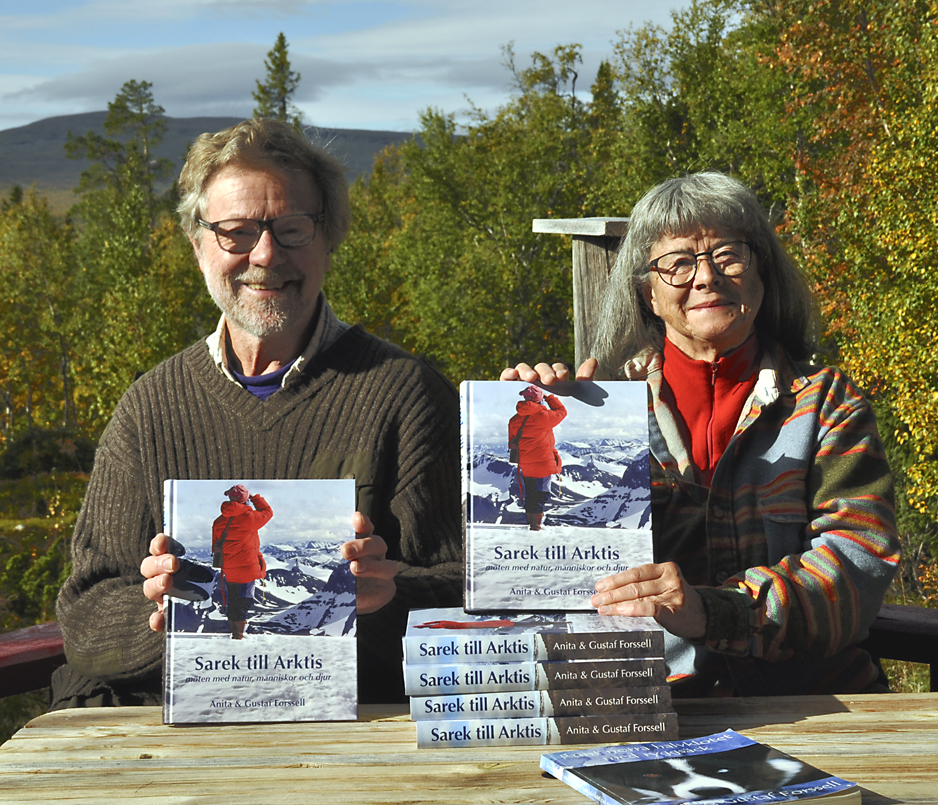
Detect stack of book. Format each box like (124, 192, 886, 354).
(408, 379, 676, 747)
(403, 607, 678, 748)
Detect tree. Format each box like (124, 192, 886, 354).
(63, 81, 217, 435)
(768, 0, 938, 522)
(329, 46, 631, 380)
(253, 33, 303, 127)
(0, 190, 78, 441)
(64, 79, 174, 206)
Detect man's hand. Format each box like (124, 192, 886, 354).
(500, 358, 598, 384)
(140, 533, 179, 633)
(341, 512, 398, 614)
(591, 561, 707, 640)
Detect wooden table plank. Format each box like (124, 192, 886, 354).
(1, 695, 935, 804)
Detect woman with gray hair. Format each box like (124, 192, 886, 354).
(503, 172, 900, 697)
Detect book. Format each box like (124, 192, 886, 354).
(404, 657, 667, 696)
(162, 478, 357, 725)
(540, 730, 860, 805)
(416, 712, 679, 748)
(403, 607, 665, 665)
(461, 380, 652, 612)
(410, 685, 673, 721)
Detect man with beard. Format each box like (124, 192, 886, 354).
(52, 119, 462, 708)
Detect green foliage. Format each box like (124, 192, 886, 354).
(65, 79, 174, 204)
(62, 81, 218, 436)
(253, 32, 303, 127)
(0, 472, 85, 742)
(0, 428, 95, 480)
(0, 189, 78, 439)
(0, 473, 85, 630)
(762, 0, 938, 524)
(330, 45, 623, 379)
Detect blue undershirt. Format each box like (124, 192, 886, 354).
(229, 361, 296, 400)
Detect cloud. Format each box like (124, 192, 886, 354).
(4, 43, 378, 119)
(0, 0, 684, 131)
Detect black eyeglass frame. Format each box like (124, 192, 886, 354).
(197, 213, 326, 254)
(649, 241, 755, 287)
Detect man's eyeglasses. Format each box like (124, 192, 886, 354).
(197, 213, 326, 254)
(650, 241, 754, 287)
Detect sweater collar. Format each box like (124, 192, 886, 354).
(662, 332, 760, 386)
(206, 293, 351, 390)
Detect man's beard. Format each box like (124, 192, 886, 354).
(204, 272, 302, 339)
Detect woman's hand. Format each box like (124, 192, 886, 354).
(140, 533, 179, 633)
(591, 561, 707, 640)
(500, 358, 598, 384)
(341, 512, 398, 614)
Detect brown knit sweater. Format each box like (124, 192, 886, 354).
(53, 325, 463, 706)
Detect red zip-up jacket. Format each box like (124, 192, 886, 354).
(212, 495, 272, 583)
(508, 396, 567, 477)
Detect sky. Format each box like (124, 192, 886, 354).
(465, 381, 647, 444)
(167, 479, 355, 549)
(0, 0, 688, 134)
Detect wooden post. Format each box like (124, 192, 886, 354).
(532, 217, 628, 367)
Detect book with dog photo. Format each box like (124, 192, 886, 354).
(460, 380, 652, 612)
(161, 478, 357, 725)
(541, 729, 860, 805)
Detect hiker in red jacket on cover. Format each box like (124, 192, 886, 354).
(508, 386, 567, 530)
(212, 484, 272, 639)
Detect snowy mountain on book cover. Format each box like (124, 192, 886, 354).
(462, 380, 653, 611)
(162, 478, 357, 724)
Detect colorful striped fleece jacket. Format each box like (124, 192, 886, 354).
(622, 339, 901, 696)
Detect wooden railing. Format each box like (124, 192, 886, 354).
(534, 216, 938, 692)
(0, 621, 65, 697)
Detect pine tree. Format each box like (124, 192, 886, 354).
(252, 33, 303, 127)
(65, 79, 173, 200)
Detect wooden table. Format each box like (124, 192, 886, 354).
(0, 694, 935, 804)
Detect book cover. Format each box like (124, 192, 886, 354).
(417, 712, 679, 748)
(404, 607, 664, 665)
(410, 685, 673, 721)
(404, 657, 667, 696)
(541, 730, 860, 805)
(162, 478, 357, 725)
(461, 380, 652, 612)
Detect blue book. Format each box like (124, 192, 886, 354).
(541, 730, 860, 805)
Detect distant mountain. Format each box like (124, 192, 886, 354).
(170, 541, 356, 637)
(467, 439, 652, 529)
(0, 112, 413, 201)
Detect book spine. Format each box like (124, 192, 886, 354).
(162, 479, 174, 724)
(403, 657, 667, 696)
(416, 712, 679, 748)
(460, 382, 475, 611)
(162, 479, 174, 535)
(403, 629, 665, 665)
(410, 685, 672, 720)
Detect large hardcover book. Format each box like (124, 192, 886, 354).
(404, 657, 667, 696)
(541, 730, 860, 805)
(461, 380, 652, 612)
(162, 478, 357, 724)
(410, 685, 673, 721)
(403, 607, 665, 665)
(417, 712, 679, 748)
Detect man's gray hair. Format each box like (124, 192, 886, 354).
(592, 172, 817, 377)
(176, 118, 351, 250)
